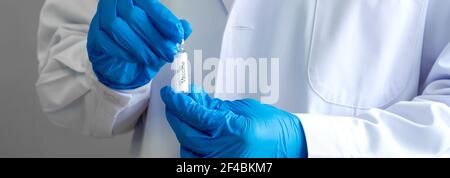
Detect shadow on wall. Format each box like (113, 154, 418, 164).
(0, 0, 133, 158)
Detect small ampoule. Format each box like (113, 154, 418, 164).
(171, 40, 189, 93)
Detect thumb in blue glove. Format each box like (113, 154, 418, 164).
(160, 85, 308, 158)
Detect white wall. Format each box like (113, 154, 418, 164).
(0, 0, 133, 158)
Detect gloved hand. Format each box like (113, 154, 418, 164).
(87, 0, 192, 89)
(160, 85, 308, 158)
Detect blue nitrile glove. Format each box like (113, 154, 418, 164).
(87, 0, 192, 89)
(160, 85, 308, 158)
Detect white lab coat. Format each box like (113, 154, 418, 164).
(37, 0, 450, 157)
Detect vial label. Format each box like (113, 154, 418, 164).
(171, 52, 189, 93)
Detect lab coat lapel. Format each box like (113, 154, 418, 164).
(222, 0, 235, 13)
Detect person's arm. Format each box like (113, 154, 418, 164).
(36, 0, 150, 137)
(296, 43, 450, 157)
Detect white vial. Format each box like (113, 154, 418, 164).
(171, 40, 189, 93)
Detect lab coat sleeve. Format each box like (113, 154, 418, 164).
(296, 43, 450, 158)
(36, 0, 150, 137)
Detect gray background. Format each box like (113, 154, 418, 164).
(0, 0, 132, 157)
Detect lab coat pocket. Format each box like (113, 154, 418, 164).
(308, 0, 427, 109)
